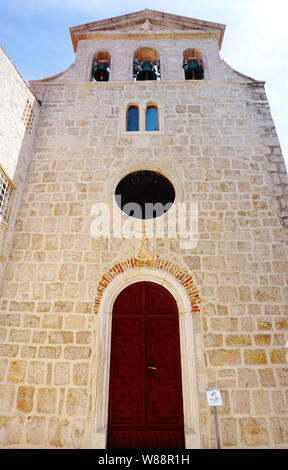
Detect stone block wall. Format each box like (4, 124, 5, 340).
(0, 77, 287, 448)
(0, 47, 40, 291)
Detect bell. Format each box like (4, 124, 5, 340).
(142, 60, 153, 72)
(92, 63, 109, 82)
(136, 60, 157, 81)
(184, 59, 203, 80)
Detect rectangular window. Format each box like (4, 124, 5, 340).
(0, 168, 14, 223)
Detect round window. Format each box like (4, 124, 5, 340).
(115, 170, 175, 219)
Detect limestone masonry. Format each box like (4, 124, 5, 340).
(0, 9, 287, 448)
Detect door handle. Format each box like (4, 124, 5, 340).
(148, 366, 157, 370)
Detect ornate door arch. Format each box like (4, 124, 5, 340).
(91, 266, 201, 449)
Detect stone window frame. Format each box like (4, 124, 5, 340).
(120, 101, 164, 134)
(0, 166, 15, 225)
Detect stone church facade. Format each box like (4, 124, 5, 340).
(0, 9, 287, 448)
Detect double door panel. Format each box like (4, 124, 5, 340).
(107, 282, 185, 449)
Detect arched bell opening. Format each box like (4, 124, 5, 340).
(92, 51, 111, 82)
(133, 47, 160, 81)
(183, 49, 203, 80)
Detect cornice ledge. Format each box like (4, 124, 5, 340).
(73, 29, 220, 49)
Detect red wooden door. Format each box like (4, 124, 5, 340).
(107, 282, 185, 449)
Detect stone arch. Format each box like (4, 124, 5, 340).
(94, 256, 200, 315)
(90, 257, 201, 449)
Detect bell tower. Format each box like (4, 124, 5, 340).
(0, 9, 287, 449)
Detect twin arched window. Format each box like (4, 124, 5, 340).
(127, 105, 158, 131)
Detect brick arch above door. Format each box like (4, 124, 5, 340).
(94, 256, 200, 315)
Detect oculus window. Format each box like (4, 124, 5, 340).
(115, 170, 175, 219)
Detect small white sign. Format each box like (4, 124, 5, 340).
(206, 388, 223, 407)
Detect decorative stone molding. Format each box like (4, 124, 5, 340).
(94, 256, 200, 315)
(70, 9, 226, 52)
(141, 19, 152, 31)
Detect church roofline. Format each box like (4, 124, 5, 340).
(69, 9, 226, 52)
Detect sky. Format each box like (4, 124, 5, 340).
(1, 0, 287, 167)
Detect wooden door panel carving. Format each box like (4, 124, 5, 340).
(113, 282, 145, 314)
(109, 317, 145, 425)
(148, 283, 178, 314)
(148, 317, 183, 425)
